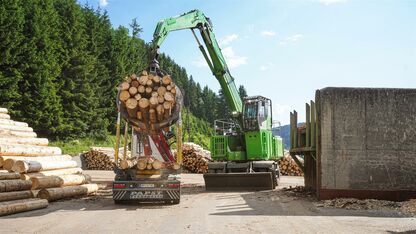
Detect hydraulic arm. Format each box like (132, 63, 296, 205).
(151, 10, 243, 124)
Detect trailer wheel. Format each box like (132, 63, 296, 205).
(167, 199, 180, 204)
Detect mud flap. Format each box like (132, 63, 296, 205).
(203, 172, 274, 191)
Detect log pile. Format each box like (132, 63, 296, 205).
(82, 149, 115, 170)
(119, 156, 180, 178)
(278, 154, 304, 176)
(181, 142, 211, 174)
(0, 107, 97, 216)
(118, 71, 178, 126)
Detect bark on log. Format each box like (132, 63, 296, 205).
(136, 111, 142, 120)
(0, 172, 20, 180)
(0, 137, 48, 146)
(0, 113, 10, 119)
(126, 98, 138, 118)
(20, 168, 83, 180)
(0, 144, 61, 156)
(37, 184, 98, 201)
(0, 119, 28, 127)
(149, 96, 158, 109)
(156, 105, 164, 122)
(0, 129, 36, 138)
(0, 180, 32, 192)
(0, 198, 48, 216)
(149, 109, 156, 123)
(14, 160, 78, 173)
(0, 155, 72, 169)
(0, 190, 33, 202)
(31, 174, 91, 190)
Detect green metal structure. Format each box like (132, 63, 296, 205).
(151, 10, 284, 190)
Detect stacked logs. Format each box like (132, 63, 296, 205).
(118, 71, 177, 125)
(181, 143, 211, 174)
(119, 156, 180, 179)
(0, 107, 97, 216)
(278, 154, 304, 176)
(83, 149, 115, 170)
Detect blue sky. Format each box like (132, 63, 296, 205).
(80, 0, 416, 125)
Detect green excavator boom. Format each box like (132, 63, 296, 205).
(150, 10, 284, 191)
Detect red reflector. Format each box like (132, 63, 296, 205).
(167, 183, 180, 188)
(114, 183, 126, 189)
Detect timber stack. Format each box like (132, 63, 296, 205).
(118, 156, 180, 179)
(118, 71, 178, 127)
(0, 107, 98, 216)
(180, 142, 211, 174)
(82, 147, 130, 170)
(278, 154, 304, 176)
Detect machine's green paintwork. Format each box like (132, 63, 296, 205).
(151, 10, 283, 162)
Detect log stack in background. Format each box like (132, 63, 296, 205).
(180, 142, 211, 174)
(0, 107, 97, 216)
(118, 71, 178, 126)
(278, 154, 304, 176)
(82, 147, 130, 170)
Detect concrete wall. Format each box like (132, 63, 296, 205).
(319, 87, 416, 191)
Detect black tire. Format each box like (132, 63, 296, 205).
(172, 199, 180, 204)
(114, 200, 126, 204)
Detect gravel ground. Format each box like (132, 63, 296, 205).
(1, 173, 415, 234)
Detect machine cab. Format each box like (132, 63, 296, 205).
(242, 96, 272, 131)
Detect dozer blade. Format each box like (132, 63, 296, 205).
(203, 172, 274, 191)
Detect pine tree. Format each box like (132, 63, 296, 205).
(238, 85, 248, 100)
(17, 0, 63, 137)
(54, 0, 106, 138)
(0, 0, 25, 114)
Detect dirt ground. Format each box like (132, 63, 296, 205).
(1, 171, 415, 234)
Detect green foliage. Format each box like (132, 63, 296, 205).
(0, 0, 248, 146)
(49, 135, 118, 155)
(182, 108, 214, 149)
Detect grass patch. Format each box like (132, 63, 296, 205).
(50, 136, 118, 155)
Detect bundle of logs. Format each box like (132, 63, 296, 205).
(82, 147, 117, 170)
(278, 154, 304, 176)
(181, 142, 211, 174)
(118, 71, 177, 125)
(117, 156, 179, 179)
(0, 107, 98, 216)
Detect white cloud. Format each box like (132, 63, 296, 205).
(222, 46, 247, 69)
(219, 34, 238, 46)
(192, 57, 209, 68)
(99, 0, 108, 7)
(279, 34, 304, 45)
(318, 0, 347, 5)
(273, 103, 291, 125)
(260, 62, 275, 71)
(261, 30, 276, 37)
